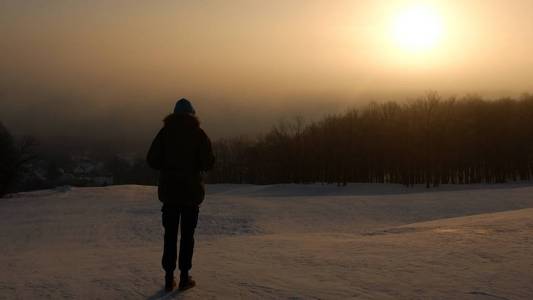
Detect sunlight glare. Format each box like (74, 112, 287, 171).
(391, 4, 444, 54)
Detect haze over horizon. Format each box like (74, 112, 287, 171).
(2, 0, 533, 150)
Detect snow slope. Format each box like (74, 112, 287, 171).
(1, 183, 533, 299)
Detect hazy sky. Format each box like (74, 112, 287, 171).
(2, 0, 533, 147)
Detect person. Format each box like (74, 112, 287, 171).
(147, 98, 215, 292)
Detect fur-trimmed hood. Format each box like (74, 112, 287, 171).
(163, 113, 200, 129)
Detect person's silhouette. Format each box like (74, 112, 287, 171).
(147, 98, 215, 292)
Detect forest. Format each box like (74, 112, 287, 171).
(208, 93, 533, 187)
(2, 93, 533, 196)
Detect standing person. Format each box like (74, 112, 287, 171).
(147, 98, 215, 292)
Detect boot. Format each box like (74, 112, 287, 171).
(164, 273, 176, 292)
(178, 273, 196, 291)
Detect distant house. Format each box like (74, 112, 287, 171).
(91, 176, 114, 186)
(71, 156, 113, 186)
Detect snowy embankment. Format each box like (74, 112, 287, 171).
(1, 183, 533, 299)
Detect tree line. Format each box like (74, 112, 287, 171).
(0, 122, 37, 197)
(0, 121, 157, 197)
(208, 93, 533, 187)
(3, 93, 533, 196)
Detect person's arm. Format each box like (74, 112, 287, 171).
(198, 129, 215, 171)
(146, 128, 165, 170)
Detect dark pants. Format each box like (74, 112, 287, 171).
(161, 204, 199, 275)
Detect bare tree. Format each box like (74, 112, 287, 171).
(0, 122, 38, 197)
(206, 94, 533, 187)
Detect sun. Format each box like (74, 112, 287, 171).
(391, 4, 444, 53)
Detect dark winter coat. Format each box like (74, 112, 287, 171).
(147, 113, 215, 206)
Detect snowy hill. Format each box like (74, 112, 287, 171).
(1, 184, 533, 299)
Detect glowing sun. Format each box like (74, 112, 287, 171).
(391, 4, 444, 53)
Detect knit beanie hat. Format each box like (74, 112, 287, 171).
(173, 98, 196, 115)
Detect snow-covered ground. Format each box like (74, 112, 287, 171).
(1, 183, 533, 299)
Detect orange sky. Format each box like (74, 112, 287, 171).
(3, 0, 533, 96)
(2, 0, 533, 139)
